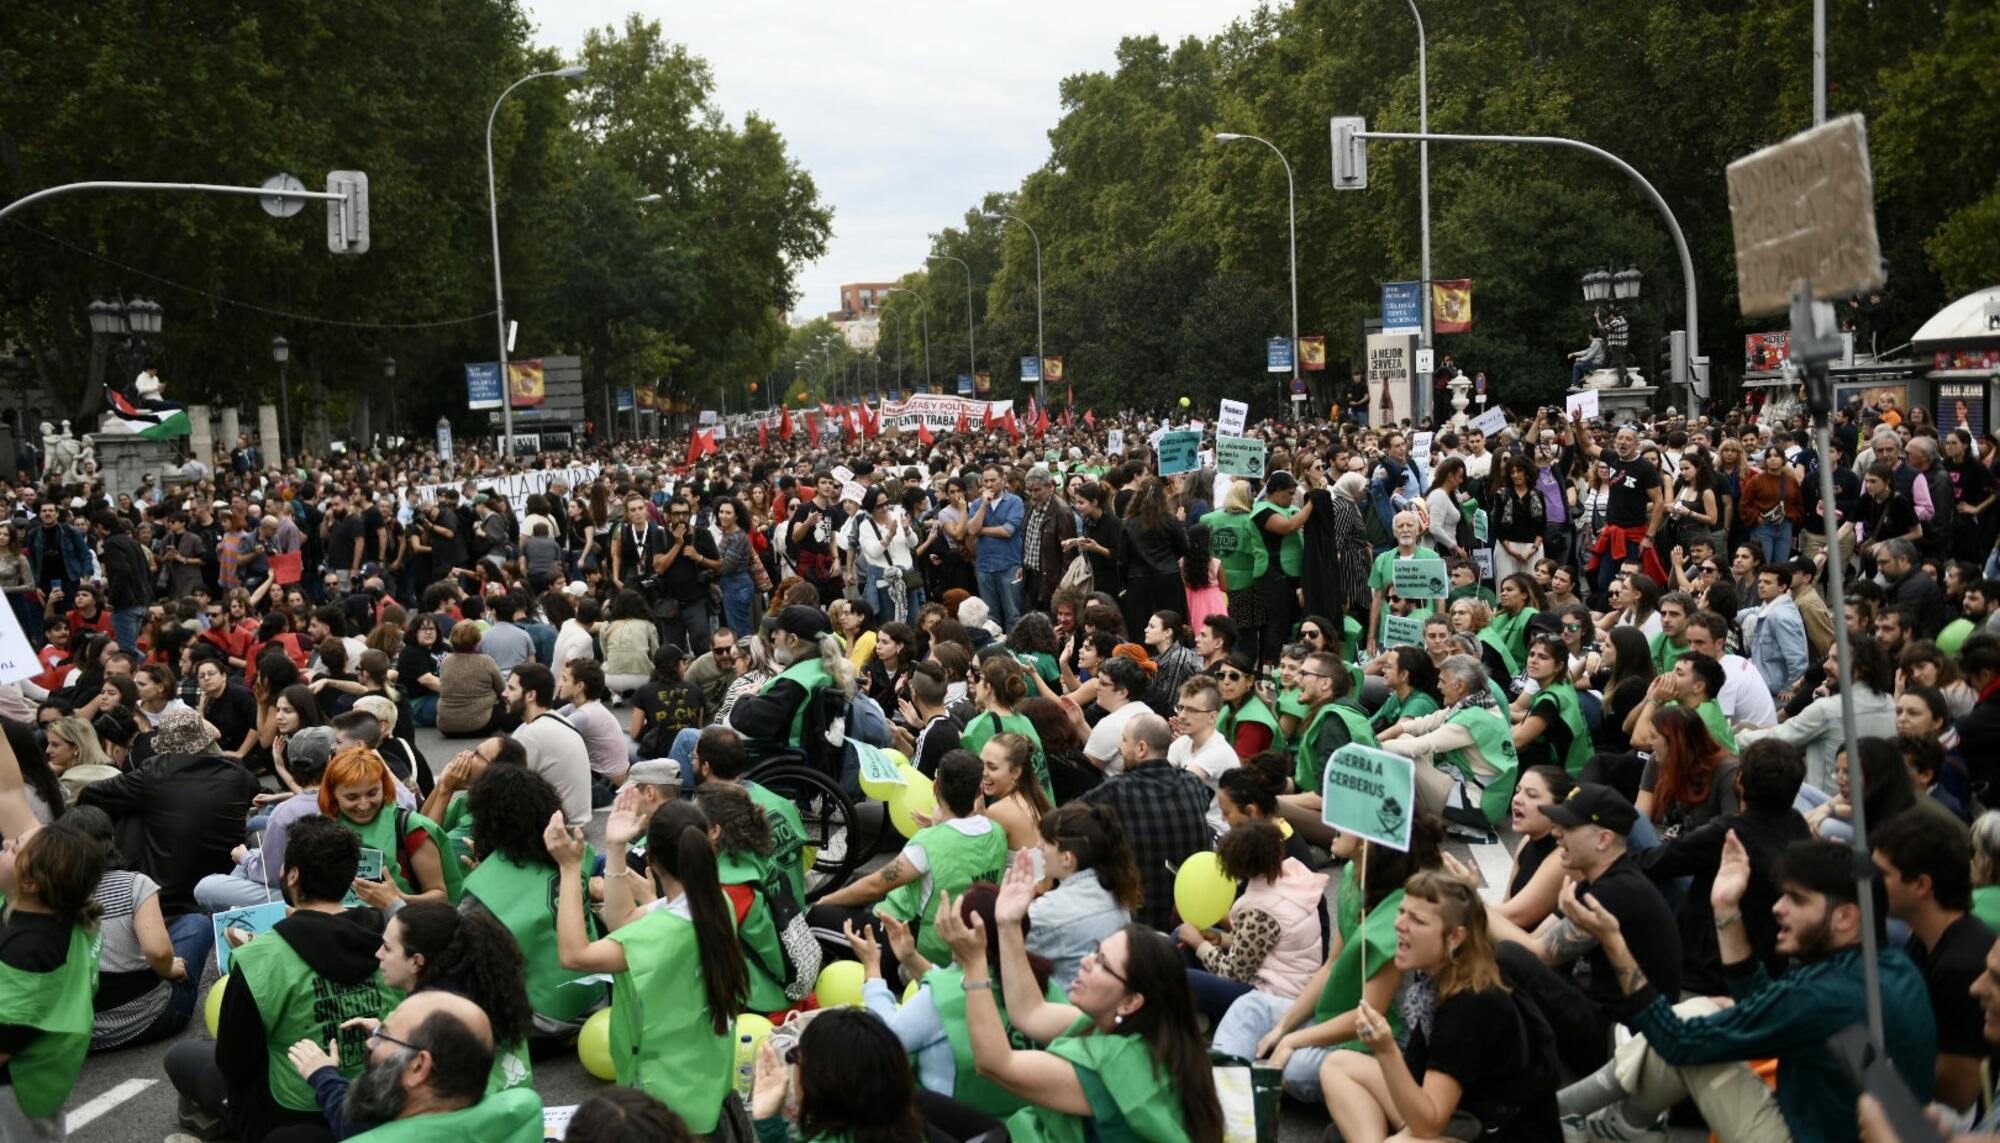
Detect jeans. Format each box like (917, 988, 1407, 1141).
(1210, 989, 1333, 1100)
(410, 694, 438, 729)
(118, 913, 213, 1048)
(720, 572, 755, 636)
(1750, 520, 1794, 564)
(195, 871, 286, 913)
(1188, 968, 1256, 1030)
(975, 567, 1023, 632)
(1571, 360, 1596, 387)
(667, 726, 703, 793)
(10, 592, 42, 646)
(112, 604, 147, 653)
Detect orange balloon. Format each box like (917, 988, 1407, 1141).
(749, 382, 759, 393)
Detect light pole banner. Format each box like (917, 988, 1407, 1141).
(1366, 333, 1414, 422)
(1381, 281, 1423, 335)
(975, 371, 992, 395)
(1300, 336, 1327, 371)
(465, 363, 503, 411)
(956, 374, 974, 395)
(1044, 356, 1064, 382)
(507, 359, 546, 408)
(1432, 280, 1473, 334)
(436, 419, 454, 463)
(1021, 356, 1041, 383)
(616, 387, 635, 412)
(1266, 338, 1293, 373)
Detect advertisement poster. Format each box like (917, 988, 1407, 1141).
(1021, 356, 1041, 384)
(616, 387, 635, 412)
(1266, 337, 1293, 373)
(1745, 332, 1791, 374)
(1366, 333, 1414, 423)
(1937, 382, 1989, 439)
(1044, 356, 1064, 382)
(465, 363, 503, 411)
(957, 373, 974, 396)
(975, 371, 992, 394)
(1832, 383, 1907, 417)
(1381, 281, 1423, 335)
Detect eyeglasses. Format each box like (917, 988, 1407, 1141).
(1300, 629, 1323, 639)
(1562, 622, 1584, 631)
(1085, 941, 1130, 988)
(1175, 703, 1217, 715)
(1215, 670, 1248, 682)
(1299, 670, 1334, 680)
(367, 1026, 425, 1054)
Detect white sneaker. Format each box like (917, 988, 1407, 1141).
(1561, 1107, 1669, 1142)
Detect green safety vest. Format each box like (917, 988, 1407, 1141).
(1529, 682, 1595, 778)
(716, 848, 791, 1012)
(1292, 699, 1378, 797)
(229, 925, 398, 1113)
(1438, 707, 1521, 827)
(1198, 508, 1267, 591)
(1649, 633, 1689, 676)
(1313, 887, 1405, 1051)
(959, 710, 1053, 804)
(1004, 1016, 1192, 1143)
(746, 780, 810, 908)
(1483, 606, 1538, 678)
(347, 1087, 545, 1143)
(925, 966, 1067, 1116)
(342, 806, 463, 903)
(1372, 689, 1440, 732)
(605, 907, 736, 1134)
(1252, 501, 1305, 577)
(0, 919, 99, 1117)
(1276, 688, 1309, 727)
(760, 656, 834, 747)
(487, 1041, 532, 1095)
(462, 851, 605, 1023)
(882, 821, 1009, 965)
(1218, 693, 1284, 757)
(441, 796, 475, 865)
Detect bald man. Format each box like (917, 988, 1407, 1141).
(1080, 711, 1216, 930)
(340, 992, 543, 1142)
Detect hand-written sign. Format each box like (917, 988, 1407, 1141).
(854, 741, 907, 789)
(1321, 744, 1416, 851)
(213, 901, 289, 976)
(1106, 429, 1126, 455)
(1726, 113, 1885, 317)
(1217, 399, 1249, 438)
(1565, 388, 1600, 420)
(1216, 436, 1267, 478)
(1391, 558, 1449, 599)
(1381, 613, 1426, 648)
(1467, 406, 1508, 437)
(1157, 431, 1203, 476)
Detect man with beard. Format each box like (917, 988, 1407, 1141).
(504, 663, 591, 829)
(720, 605, 847, 755)
(337, 992, 542, 1142)
(1573, 415, 1669, 595)
(1558, 837, 1937, 1143)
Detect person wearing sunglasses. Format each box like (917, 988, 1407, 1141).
(1214, 652, 1281, 760)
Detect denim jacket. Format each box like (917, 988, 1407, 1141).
(24, 521, 93, 594)
(1026, 868, 1131, 991)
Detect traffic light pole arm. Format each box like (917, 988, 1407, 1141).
(0, 180, 345, 226)
(1356, 129, 1703, 399)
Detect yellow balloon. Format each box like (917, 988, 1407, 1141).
(815, 961, 866, 1008)
(737, 1012, 774, 1055)
(578, 1007, 616, 1080)
(859, 749, 915, 801)
(1179, 396, 1191, 408)
(887, 771, 939, 839)
(204, 975, 229, 1038)
(902, 976, 923, 1003)
(801, 844, 819, 871)
(1173, 852, 1235, 930)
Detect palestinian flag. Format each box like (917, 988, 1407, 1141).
(103, 388, 190, 440)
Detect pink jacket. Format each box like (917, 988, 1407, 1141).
(1233, 857, 1328, 998)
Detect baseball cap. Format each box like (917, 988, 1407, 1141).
(1540, 783, 1639, 835)
(627, 759, 682, 787)
(1786, 557, 1816, 580)
(763, 604, 832, 641)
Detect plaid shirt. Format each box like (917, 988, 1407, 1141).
(1080, 759, 1214, 929)
(1022, 500, 1049, 571)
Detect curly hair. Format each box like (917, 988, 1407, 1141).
(694, 781, 773, 858)
(390, 903, 534, 1051)
(467, 765, 563, 867)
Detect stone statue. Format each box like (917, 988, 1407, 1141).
(42, 420, 88, 484)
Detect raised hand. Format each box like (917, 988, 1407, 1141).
(995, 849, 1038, 925)
(933, 891, 988, 967)
(1711, 828, 1750, 913)
(843, 918, 883, 977)
(542, 811, 588, 870)
(880, 913, 918, 966)
(604, 785, 648, 849)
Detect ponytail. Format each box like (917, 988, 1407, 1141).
(646, 802, 749, 1034)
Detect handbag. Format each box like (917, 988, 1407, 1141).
(1058, 549, 1094, 595)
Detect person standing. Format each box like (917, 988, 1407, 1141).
(92, 511, 153, 653)
(1251, 472, 1312, 664)
(1573, 416, 1668, 595)
(1020, 468, 1077, 616)
(654, 498, 719, 653)
(967, 465, 1026, 632)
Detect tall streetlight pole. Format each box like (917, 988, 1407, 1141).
(1215, 133, 1301, 417)
(487, 64, 588, 460)
(926, 254, 976, 389)
(982, 212, 1044, 409)
(884, 288, 931, 395)
(1407, 0, 1432, 423)
(270, 335, 291, 466)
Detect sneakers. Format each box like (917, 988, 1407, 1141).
(1561, 1108, 1669, 1142)
(176, 1095, 228, 1142)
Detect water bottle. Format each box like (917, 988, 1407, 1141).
(734, 1033, 757, 1107)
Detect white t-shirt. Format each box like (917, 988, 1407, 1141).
(1085, 701, 1149, 775)
(1717, 653, 1779, 729)
(1170, 733, 1240, 836)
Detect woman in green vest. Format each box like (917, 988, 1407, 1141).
(0, 817, 105, 1131)
(691, 782, 794, 1014)
(749, 1007, 925, 1143)
(1369, 647, 1441, 736)
(1274, 643, 1312, 743)
(1480, 573, 1542, 682)
(933, 851, 1223, 1143)
(1214, 652, 1283, 759)
(1510, 635, 1594, 778)
(958, 656, 1051, 803)
(321, 746, 456, 908)
(461, 764, 605, 1033)
(547, 799, 748, 1136)
(1253, 472, 1314, 673)
(1201, 484, 1270, 664)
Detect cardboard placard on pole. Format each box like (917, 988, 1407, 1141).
(1215, 436, 1267, 478)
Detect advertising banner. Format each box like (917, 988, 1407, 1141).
(1366, 333, 1414, 422)
(1746, 331, 1791, 374)
(1044, 356, 1064, 382)
(465, 363, 503, 411)
(1021, 356, 1041, 383)
(616, 387, 635, 412)
(1937, 382, 1988, 439)
(957, 373, 974, 396)
(1266, 337, 1293, 373)
(1381, 281, 1423, 335)
(636, 385, 655, 410)
(975, 371, 992, 395)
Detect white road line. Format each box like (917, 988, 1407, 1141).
(67, 1078, 155, 1132)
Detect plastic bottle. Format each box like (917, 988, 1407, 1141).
(734, 1033, 757, 1106)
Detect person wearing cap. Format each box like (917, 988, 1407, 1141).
(717, 605, 854, 755)
(195, 725, 339, 913)
(1484, 784, 1682, 1053)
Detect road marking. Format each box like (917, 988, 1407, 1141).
(68, 1078, 154, 1132)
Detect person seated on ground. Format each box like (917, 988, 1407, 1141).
(460, 765, 607, 1037)
(1023, 802, 1141, 991)
(1368, 645, 1442, 736)
(979, 731, 1052, 853)
(1274, 650, 1377, 846)
(195, 725, 337, 913)
(563, 1087, 693, 1143)
(811, 750, 1007, 978)
(1216, 758, 1316, 867)
(1635, 703, 1740, 837)
(1176, 820, 1327, 1031)
(927, 854, 1223, 1143)
(554, 657, 626, 800)
(1738, 634, 1899, 793)
(1377, 653, 1521, 833)
(627, 646, 702, 764)
(504, 663, 593, 828)
(689, 782, 801, 1014)
(1078, 654, 1150, 777)
(61, 806, 204, 1053)
(1684, 606, 1779, 730)
(1630, 650, 1736, 759)
(1897, 731, 1968, 822)
(748, 1007, 925, 1143)
(1320, 871, 1562, 1143)
(1559, 837, 1937, 1143)
(329, 991, 543, 1143)
(321, 745, 458, 908)
(1508, 634, 1592, 776)
(1079, 712, 1214, 931)
(348, 696, 430, 803)
(1214, 651, 1283, 759)
(434, 621, 505, 739)
(1211, 821, 1442, 1109)
(1477, 764, 1577, 932)
(165, 816, 398, 1143)
(418, 733, 526, 864)
(959, 653, 1051, 802)
(1167, 674, 1240, 836)
(685, 726, 808, 904)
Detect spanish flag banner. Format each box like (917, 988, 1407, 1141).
(1432, 280, 1472, 335)
(1299, 336, 1327, 371)
(635, 385, 656, 411)
(1043, 356, 1065, 382)
(507, 359, 545, 407)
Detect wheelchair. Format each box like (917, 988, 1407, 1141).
(740, 686, 892, 901)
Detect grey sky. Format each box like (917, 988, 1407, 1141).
(525, 0, 1269, 323)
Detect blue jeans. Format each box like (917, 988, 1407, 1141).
(1188, 968, 1256, 1030)
(111, 912, 214, 1049)
(668, 726, 703, 792)
(1211, 990, 1333, 1100)
(975, 567, 1024, 632)
(113, 605, 147, 654)
(1751, 520, 1794, 564)
(720, 572, 755, 636)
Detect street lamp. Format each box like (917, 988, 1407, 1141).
(1612, 266, 1644, 301)
(85, 296, 163, 413)
(981, 212, 1045, 408)
(925, 254, 976, 389)
(1580, 269, 1613, 304)
(487, 63, 589, 459)
(124, 297, 163, 335)
(1215, 132, 1301, 416)
(884, 288, 930, 395)
(270, 335, 291, 463)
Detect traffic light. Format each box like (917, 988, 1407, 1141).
(1330, 117, 1367, 190)
(326, 170, 369, 254)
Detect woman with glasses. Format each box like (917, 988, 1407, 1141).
(1215, 651, 1282, 760)
(1509, 636, 1593, 777)
(1553, 601, 1603, 682)
(935, 854, 1222, 1143)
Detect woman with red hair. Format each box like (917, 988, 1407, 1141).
(1636, 703, 1739, 839)
(318, 746, 457, 907)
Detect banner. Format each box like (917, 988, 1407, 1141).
(1021, 357, 1041, 384)
(1381, 281, 1423, 335)
(1938, 382, 1988, 439)
(636, 385, 655, 411)
(616, 387, 635, 412)
(465, 363, 503, 411)
(1043, 356, 1064, 382)
(1432, 279, 1472, 334)
(1300, 336, 1327, 371)
(1746, 332, 1791, 374)
(508, 359, 545, 408)
(413, 464, 601, 515)
(1265, 337, 1293, 373)
(875, 394, 1016, 431)
(1366, 333, 1414, 422)
(436, 418, 453, 463)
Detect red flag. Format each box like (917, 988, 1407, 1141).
(1084, 409, 1096, 429)
(1035, 404, 1050, 438)
(918, 421, 934, 447)
(780, 406, 794, 439)
(983, 403, 996, 431)
(684, 428, 713, 468)
(955, 408, 970, 435)
(1004, 410, 1020, 442)
(759, 420, 769, 450)
(862, 404, 879, 439)
(1062, 403, 1073, 428)
(806, 411, 820, 446)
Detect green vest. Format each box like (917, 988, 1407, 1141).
(1292, 700, 1378, 797)
(882, 821, 1010, 965)
(1198, 508, 1267, 591)
(1693, 699, 1737, 753)
(716, 849, 791, 1012)
(1314, 887, 1405, 1050)
(229, 925, 398, 1113)
(0, 920, 99, 1118)
(1483, 606, 1537, 677)
(1530, 682, 1595, 778)
(1372, 689, 1439, 733)
(760, 656, 835, 747)
(342, 807, 463, 903)
(462, 852, 605, 1023)
(925, 966, 1066, 1116)
(1252, 501, 1304, 577)
(1004, 1016, 1192, 1143)
(1649, 632, 1689, 676)
(441, 796, 475, 865)
(746, 779, 811, 908)
(959, 710, 1052, 804)
(487, 1042, 532, 1095)
(1438, 707, 1521, 826)
(605, 907, 735, 1134)
(348, 1087, 545, 1143)
(1218, 693, 1283, 757)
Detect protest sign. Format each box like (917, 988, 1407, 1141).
(1157, 431, 1202, 476)
(1391, 558, 1449, 599)
(1321, 744, 1417, 851)
(854, 742, 907, 789)
(1565, 389, 1600, 420)
(1411, 431, 1433, 466)
(1467, 406, 1508, 436)
(1217, 399, 1249, 438)
(1216, 436, 1266, 478)
(1106, 429, 1125, 455)
(214, 901, 289, 975)
(0, 589, 44, 684)
(1382, 614, 1426, 648)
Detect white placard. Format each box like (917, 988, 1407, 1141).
(1411, 431, 1434, 465)
(1565, 389, 1600, 420)
(0, 591, 37, 684)
(1106, 429, 1126, 455)
(831, 465, 854, 485)
(1190, 420, 1206, 433)
(1467, 406, 1508, 436)
(1415, 347, 1436, 376)
(698, 409, 718, 425)
(1473, 547, 1493, 580)
(712, 424, 728, 441)
(839, 482, 866, 504)
(1217, 399, 1249, 438)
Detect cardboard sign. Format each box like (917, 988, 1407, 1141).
(214, 900, 289, 976)
(269, 549, 304, 586)
(1410, 431, 1434, 466)
(0, 587, 43, 685)
(1473, 547, 1493, 580)
(1467, 406, 1508, 437)
(1217, 399, 1249, 438)
(1565, 389, 1600, 420)
(1216, 436, 1267, 478)
(1472, 508, 1489, 544)
(1390, 558, 1449, 599)
(1157, 431, 1203, 476)
(1321, 743, 1417, 851)
(854, 741, 907, 789)
(341, 847, 387, 908)
(1106, 429, 1125, 455)
(1725, 114, 1885, 317)
(1381, 613, 1426, 648)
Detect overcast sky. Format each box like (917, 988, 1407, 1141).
(525, 0, 1271, 322)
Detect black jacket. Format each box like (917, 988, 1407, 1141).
(78, 750, 258, 915)
(1638, 806, 1811, 995)
(98, 532, 154, 608)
